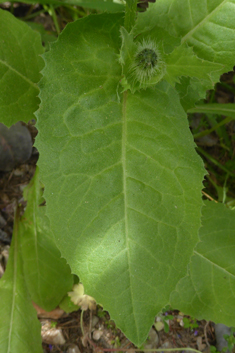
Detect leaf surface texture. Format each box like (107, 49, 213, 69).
(20, 168, 73, 311)
(0, 10, 44, 126)
(0, 210, 42, 353)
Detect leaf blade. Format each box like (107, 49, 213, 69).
(0, 209, 43, 353)
(36, 13, 205, 346)
(20, 168, 73, 311)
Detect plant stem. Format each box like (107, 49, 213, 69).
(193, 116, 232, 139)
(124, 0, 138, 32)
(22, 8, 48, 21)
(80, 310, 84, 336)
(197, 147, 235, 177)
(101, 348, 202, 353)
(48, 5, 60, 35)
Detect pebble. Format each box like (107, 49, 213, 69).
(144, 328, 159, 352)
(215, 323, 231, 353)
(0, 214, 6, 228)
(41, 320, 66, 345)
(93, 330, 103, 341)
(67, 344, 81, 353)
(0, 229, 9, 243)
(92, 315, 99, 328)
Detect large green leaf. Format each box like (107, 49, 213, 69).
(171, 201, 235, 326)
(36, 13, 205, 345)
(0, 209, 43, 353)
(20, 167, 73, 311)
(0, 9, 44, 127)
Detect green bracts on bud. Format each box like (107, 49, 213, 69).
(119, 28, 166, 93)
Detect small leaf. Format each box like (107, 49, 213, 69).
(163, 321, 170, 333)
(59, 294, 79, 313)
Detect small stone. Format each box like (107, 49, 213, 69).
(144, 328, 159, 352)
(92, 315, 99, 328)
(160, 341, 171, 348)
(93, 330, 103, 341)
(0, 122, 32, 172)
(41, 320, 66, 345)
(67, 344, 81, 353)
(1, 246, 9, 265)
(215, 324, 231, 353)
(0, 214, 6, 228)
(0, 229, 9, 243)
(0, 263, 4, 278)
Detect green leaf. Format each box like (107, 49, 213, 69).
(188, 103, 235, 118)
(0, 208, 43, 353)
(164, 45, 222, 86)
(20, 167, 73, 311)
(59, 294, 79, 313)
(175, 77, 208, 112)
(36, 13, 205, 346)
(171, 201, 235, 326)
(0, 9, 44, 127)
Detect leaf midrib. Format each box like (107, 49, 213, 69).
(122, 91, 138, 336)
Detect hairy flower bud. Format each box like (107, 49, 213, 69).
(119, 28, 166, 92)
